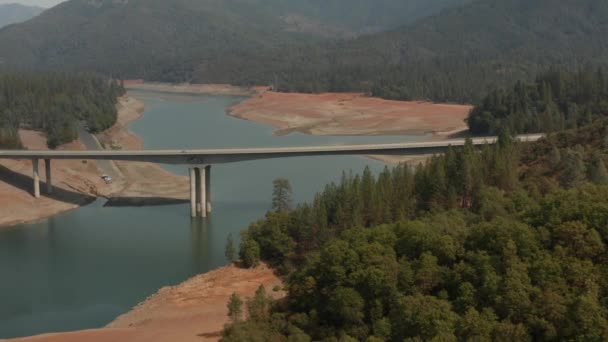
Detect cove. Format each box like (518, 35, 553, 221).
(0, 91, 424, 338)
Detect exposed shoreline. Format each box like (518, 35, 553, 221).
(0, 98, 141, 229)
(8, 264, 284, 342)
(0, 84, 472, 228)
(124, 82, 257, 97)
(0, 94, 185, 229)
(227, 91, 471, 137)
(2, 82, 474, 341)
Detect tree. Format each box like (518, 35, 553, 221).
(457, 307, 497, 341)
(239, 232, 261, 268)
(391, 294, 459, 341)
(549, 146, 561, 168)
(227, 293, 243, 323)
(225, 233, 237, 263)
(588, 153, 608, 184)
(272, 178, 293, 213)
(247, 285, 272, 323)
(560, 149, 586, 188)
(327, 287, 365, 327)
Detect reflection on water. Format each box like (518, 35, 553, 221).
(0, 91, 426, 338)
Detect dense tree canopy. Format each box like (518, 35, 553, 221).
(0, 72, 124, 148)
(468, 69, 608, 135)
(227, 120, 608, 341)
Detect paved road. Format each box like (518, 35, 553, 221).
(77, 126, 121, 180)
(0, 134, 545, 165)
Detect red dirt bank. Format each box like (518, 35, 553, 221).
(6, 264, 283, 342)
(229, 91, 473, 137)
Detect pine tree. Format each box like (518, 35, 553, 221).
(549, 146, 562, 168)
(239, 232, 261, 268)
(227, 293, 243, 323)
(247, 285, 271, 323)
(225, 233, 236, 263)
(560, 149, 586, 188)
(588, 153, 608, 184)
(272, 178, 293, 213)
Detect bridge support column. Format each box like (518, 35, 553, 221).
(190, 168, 197, 217)
(197, 166, 207, 218)
(32, 158, 40, 198)
(205, 165, 211, 214)
(45, 159, 52, 194)
(190, 166, 210, 218)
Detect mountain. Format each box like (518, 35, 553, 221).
(273, 0, 608, 102)
(262, 0, 473, 34)
(0, 3, 44, 28)
(0, 0, 468, 82)
(2, 0, 605, 104)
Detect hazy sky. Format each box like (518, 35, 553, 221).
(0, 0, 66, 7)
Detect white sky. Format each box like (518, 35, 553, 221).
(0, 0, 66, 8)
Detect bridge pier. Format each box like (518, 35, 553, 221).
(32, 158, 40, 198)
(189, 166, 212, 218)
(205, 165, 211, 213)
(45, 159, 52, 194)
(197, 166, 206, 217)
(190, 168, 197, 217)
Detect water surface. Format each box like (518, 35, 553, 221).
(0, 91, 423, 338)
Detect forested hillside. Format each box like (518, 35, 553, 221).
(225, 121, 608, 340)
(265, 0, 472, 34)
(0, 73, 124, 148)
(0, 0, 467, 82)
(0, 3, 44, 29)
(275, 0, 608, 103)
(468, 69, 608, 135)
(0, 0, 309, 83)
(2, 0, 607, 104)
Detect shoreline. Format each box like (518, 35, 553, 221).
(8, 263, 284, 342)
(0, 94, 185, 230)
(3, 83, 474, 341)
(124, 82, 258, 97)
(227, 91, 472, 138)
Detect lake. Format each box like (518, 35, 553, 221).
(0, 91, 424, 338)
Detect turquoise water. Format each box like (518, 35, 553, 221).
(0, 91, 423, 338)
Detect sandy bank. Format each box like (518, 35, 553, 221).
(6, 264, 283, 342)
(229, 91, 473, 137)
(0, 131, 107, 229)
(0, 95, 187, 229)
(96, 97, 189, 203)
(228, 91, 473, 164)
(125, 82, 257, 97)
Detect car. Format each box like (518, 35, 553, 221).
(101, 175, 113, 184)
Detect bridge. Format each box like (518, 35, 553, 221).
(0, 134, 543, 217)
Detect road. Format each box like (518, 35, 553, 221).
(77, 126, 122, 180)
(0, 134, 545, 165)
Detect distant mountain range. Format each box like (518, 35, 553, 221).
(0, 0, 607, 103)
(0, 0, 469, 80)
(275, 0, 608, 102)
(0, 3, 44, 28)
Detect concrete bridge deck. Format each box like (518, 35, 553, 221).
(0, 134, 544, 217)
(0, 134, 543, 165)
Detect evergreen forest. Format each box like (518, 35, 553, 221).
(0, 72, 124, 148)
(226, 120, 608, 341)
(468, 69, 608, 135)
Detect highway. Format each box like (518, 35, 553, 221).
(77, 125, 121, 179)
(0, 134, 544, 165)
